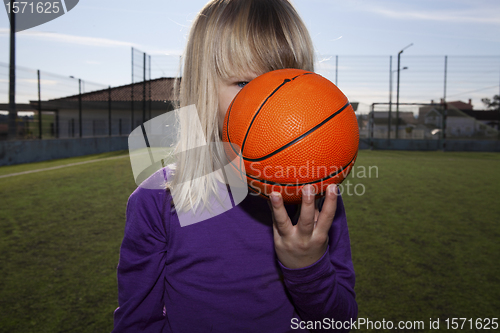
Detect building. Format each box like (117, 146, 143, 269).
(0, 78, 178, 140)
(461, 110, 500, 131)
(360, 111, 423, 139)
(418, 99, 472, 121)
(418, 100, 498, 138)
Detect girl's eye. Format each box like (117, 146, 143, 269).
(237, 82, 249, 88)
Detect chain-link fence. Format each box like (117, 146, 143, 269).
(360, 102, 499, 142)
(1, 54, 499, 142)
(0, 57, 177, 141)
(315, 55, 500, 141)
(0, 62, 108, 140)
(314, 55, 499, 113)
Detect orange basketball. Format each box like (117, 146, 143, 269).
(222, 68, 359, 204)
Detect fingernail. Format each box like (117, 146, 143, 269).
(328, 184, 337, 195)
(303, 185, 313, 196)
(270, 192, 281, 204)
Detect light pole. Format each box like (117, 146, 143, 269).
(389, 65, 408, 139)
(396, 43, 413, 139)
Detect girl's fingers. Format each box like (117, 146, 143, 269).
(269, 192, 293, 237)
(270, 184, 337, 240)
(315, 184, 338, 236)
(297, 185, 317, 236)
(314, 198, 321, 223)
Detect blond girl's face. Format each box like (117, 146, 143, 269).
(217, 73, 259, 133)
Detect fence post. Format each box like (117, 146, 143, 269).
(131, 47, 135, 132)
(8, 11, 16, 140)
(442, 102, 447, 151)
(370, 103, 374, 149)
(443, 55, 448, 102)
(396, 53, 401, 139)
(388, 55, 392, 141)
(442, 56, 448, 150)
(38, 70, 42, 139)
(108, 85, 112, 136)
(149, 55, 152, 120)
(143, 52, 146, 123)
(55, 110, 59, 138)
(78, 79, 82, 138)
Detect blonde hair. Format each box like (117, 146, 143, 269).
(171, 0, 315, 211)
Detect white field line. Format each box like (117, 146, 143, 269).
(0, 155, 129, 179)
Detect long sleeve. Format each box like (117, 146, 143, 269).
(112, 185, 170, 333)
(279, 195, 357, 332)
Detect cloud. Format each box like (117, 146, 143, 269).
(0, 28, 139, 48)
(366, 5, 500, 25)
(0, 28, 184, 55)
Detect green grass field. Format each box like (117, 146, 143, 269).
(0, 150, 499, 332)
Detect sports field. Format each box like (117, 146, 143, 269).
(0, 150, 499, 332)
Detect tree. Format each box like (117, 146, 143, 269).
(481, 95, 500, 110)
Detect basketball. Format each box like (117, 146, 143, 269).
(222, 68, 359, 204)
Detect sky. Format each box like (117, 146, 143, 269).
(0, 0, 499, 111)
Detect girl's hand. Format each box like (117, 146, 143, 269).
(269, 184, 338, 269)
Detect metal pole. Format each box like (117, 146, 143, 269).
(442, 56, 448, 150)
(8, 11, 16, 140)
(370, 104, 374, 149)
(131, 47, 134, 132)
(143, 52, 146, 123)
(55, 109, 59, 139)
(78, 79, 82, 137)
(396, 53, 400, 139)
(149, 55, 152, 120)
(388, 55, 392, 140)
(38, 70, 42, 139)
(108, 86, 112, 136)
(395, 43, 413, 140)
(443, 55, 448, 102)
(442, 102, 447, 151)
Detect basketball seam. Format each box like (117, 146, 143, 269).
(245, 150, 358, 187)
(244, 101, 351, 162)
(226, 71, 313, 158)
(242, 73, 313, 153)
(241, 78, 291, 152)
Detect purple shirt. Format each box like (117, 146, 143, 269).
(113, 169, 357, 332)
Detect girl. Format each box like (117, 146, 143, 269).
(113, 0, 357, 332)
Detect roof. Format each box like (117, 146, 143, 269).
(447, 100, 473, 111)
(461, 110, 500, 121)
(419, 100, 473, 120)
(425, 106, 470, 118)
(49, 77, 178, 102)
